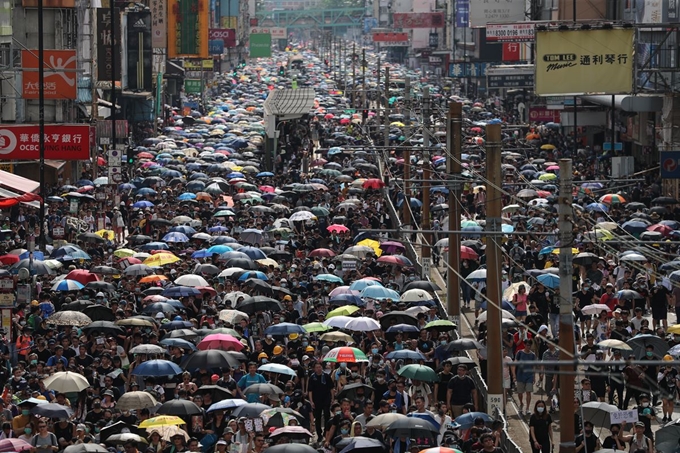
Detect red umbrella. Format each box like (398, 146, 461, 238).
(309, 248, 336, 258)
(460, 246, 479, 260)
(536, 190, 552, 198)
(311, 158, 327, 167)
(648, 224, 673, 236)
(324, 113, 334, 120)
(137, 152, 154, 159)
(377, 255, 410, 266)
(118, 257, 142, 268)
(339, 118, 350, 125)
(198, 334, 244, 351)
(362, 178, 385, 189)
(66, 269, 99, 285)
(196, 286, 217, 297)
(0, 254, 20, 265)
(327, 224, 349, 234)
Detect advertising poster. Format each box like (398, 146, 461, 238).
(22, 49, 77, 99)
(126, 11, 153, 91)
(249, 33, 272, 58)
(168, 0, 209, 58)
(97, 8, 121, 82)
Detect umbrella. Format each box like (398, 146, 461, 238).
(336, 382, 374, 400)
(338, 438, 386, 453)
(139, 415, 187, 428)
(345, 317, 381, 332)
(385, 350, 427, 361)
(581, 401, 621, 427)
(0, 439, 32, 452)
(207, 399, 248, 412)
(156, 400, 202, 416)
(537, 273, 560, 289)
(52, 279, 84, 291)
(243, 383, 284, 398)
(626, 334, 669, 359)
(264, 445, 317, 453)
(596, 339, 633, 351)
(581, 304, 612, 316)
(366, 413, 408, 429)
(385, 417, 438, 439)
(105, 434, 147, 445)
(182, 349, 241, 370)
(30, 403, 73, 419)
(131, 359, 183, 376)
(64, 445, 109, 453)
(49, 311, 92, 327)
(397, 364, 439, 382)
(323, 347, 368, 363)
(197, 334, 244, 351)
(448, 412, 494, 429)
(424, 320, 457, 332)
(82, 305, 116, 322)
(264, 322, 307, 336)
(444, 339, 483, 352)
(258, 363, 297, 377)
(43, 371, 90, 393)
(82, 321, 125, 336)
(116, 391, 159, 411)
(159, 338, 197, 350)
(319, 332, 355, 343)
(231, 403, 272, 418)
(656, 420, 680, 453)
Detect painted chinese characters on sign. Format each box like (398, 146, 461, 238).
(22, 50, 77, 99)
(167, 0, 209, 58)
(0, 125, 91, 160)
(149, 0, 167, 48)
(392, 12, 445, 28)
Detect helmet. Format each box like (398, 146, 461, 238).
(305, 346, 314, 352)
(96, 292, 105, 298)
(283, 295, 292, 301)
(664, 354, 674, 361)
(174, 316, 183, 321)
(289, 333, 299, 341)
(258, 352, 268, 360)
(273, 345, 284, 355)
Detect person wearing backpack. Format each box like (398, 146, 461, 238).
(30, 420, 58, 453)
(620, 421, 653, 453)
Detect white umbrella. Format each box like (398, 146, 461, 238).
(289, 211, 317, 222)
(174, 274, 210, 287)
(218, 267, 244, 278)
(323, 315, 353, 329)
(581, 304, 611, 316)
(258, 363, 297, 377)
(619, 253, 647, 262)
(503, 282, 531, 301)
(49, 311, 92, 327)
(476, 309, 515, 323)
(345, 317, 381, 332)
(405, 306, 430, 315)
(117, 391, 158, 411)
(400, 289, 434, 303)
(219, 309, 249, 324)
(43, 371, 90, 393)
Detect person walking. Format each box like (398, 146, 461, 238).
(529, 400, 553, 453)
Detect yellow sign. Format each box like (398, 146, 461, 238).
(535, 29, 634, 96)
(183, 60, 214, 71)
(167, 0, 209, 59)
(220, 16, 237, 29)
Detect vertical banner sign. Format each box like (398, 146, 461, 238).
(455, 0, 469, 27)
(149, 0, 167, 48)
(97, 8, 121, 82)
(534, 29, 635, 96)
(168, 0, 209, 59)
(219, 0, 238, 18)
(249, 33, 272, 58)
(126, 11, 153, 92)
(22, 50, 77, 99)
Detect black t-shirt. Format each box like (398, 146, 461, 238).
(437, 372, 453, 403)
(307, 371, 333, 402)
(575, 434, 598, 453)
(576, 290, 595, 309)
(529, 414, 553, 442)
(446, 375, 476, 405)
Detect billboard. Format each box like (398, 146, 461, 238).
(392, 12, 445, 28)
(149, 0, 167, 48)
(97, 8, 121, 82)
(449, 62, 497, 78)
(372, 32, 409, 42)
(168, 0, 209, 59)
(249, 33, 272, 58)
(0, 125, 91, 160)
(455, 0, 469, 27)
(22, 0, 74, 6)
(529, 107, 561, 123)
(469, 0, 525, 27)
(126, 11, 152, 92)
(219, 0, 238, 17)
(21, 50, 77, 100)
(221, 16, 237, 29)
(635, 0, 680, 23)
(535, 29, 634, 96)
(486, 23, 535, 43)
(487, 66, 535, 88)
(209, 28, 236, 47)
(250, 27, 287, 39)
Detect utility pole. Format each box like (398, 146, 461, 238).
(38, 0, 46, 251)
(362, 48, 367, 109)
(485, 123, 504, 416)
(558, 158, 576, 453)
(384, 67, 390, 147)
(421, 87, 431, 280)
(376, 55, 381, 137)
(402, 148, 410, 226)
(351, 43, 356, 108)
(403, 77, 411, 140)
(446, 102, 462, 322)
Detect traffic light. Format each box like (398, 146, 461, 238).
(232, 68, 238, 77)
(278, 66, 285, 76)
(362, 109, 369, 119)
(126, 147, 135, 165)
(324, 59, 329, 66)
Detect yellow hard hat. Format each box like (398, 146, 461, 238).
(305, 346, 314, 352)
(664, 354, 674, 361)
(288, 333, 299, 341)
(258, 352, 268, 360)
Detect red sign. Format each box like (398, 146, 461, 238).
(0, 125, 91, 160)
(22, 50, 77, 100)
(502, 43, 521, 62)
(249, 18, 258, 26)
(392, 12, 445, 29)
(209, 28, 237, 48)
(372, 32, 410, 43)
(529, 107, 561, 123)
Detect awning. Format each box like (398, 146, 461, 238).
(45, 160, 66, 171)
(581, 95, 663, 112)
(0, 187, 40, 209)
(264, 88, 315, 120)
(0, 170, 40, 194)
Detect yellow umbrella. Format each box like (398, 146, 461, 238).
(327, 305, 360, 318)
(540, 144, 556, 150)
(390, 121, 405, 127)
(320, 332, 355, 343)
(667, 324, 680, 335)
(538, 173, 557, 181)
(114, 248, 135, 258)
(357, 239, 383, 257)
(585, 229, 615, 241)
(143, 253, 180, 266)
(595, 222, 618, 231)
(95, 229, 115, 240)
(139, 415, 186, 429)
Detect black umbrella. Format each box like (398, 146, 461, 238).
(82, 305, 116, 322)
(652, 196, 678, 205)
(163, 329, 202, 341)
(61, 300, 94, 311)
(236, 297, 283, 314)
(337, 382, 374, 400)
(230, 403, 271, 418)
(224, 258, 257, 270)
(90, 266, 118, 276)
(157, 399, 202, 416)
(30, 403, 73, 419)
(573, 252, 601, 266)
(99, 421, 138, 443)
(127, 235, 154, 245)
(338, 437, 386, 453)
(82, 321, 125, 336)
(64, 444, 109, 453)
(86, 281, 116, 293)
(444, 339, 483, 352)
(379, 311, 419, 329)
(77, 233, 106, 244)
(402, 280, 441, 292)
(446, 356, 478, 368)
(384, 417, 438, 439)
(182, 350, 241, 370)
(193, 385, 233, 401)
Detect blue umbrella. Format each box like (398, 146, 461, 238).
(170, 225, 196, 235)
(206, 245, 234, 255)
(136, 188, 158, 196)
(227, 172, 245, 179)
(385, 350, 426, 361)
(207, 399, 248, 412)
(191, 249, 211, 259)
(264, 322, 307, 336)
(449, 412, 493, 430)
(238, 271, 268, 281)
(160, 338, 197, 350)
(208, 226, 229, 233)
(339, 438, 386, 453)
(480, 300, 515, 311)
(160, 320, 195, 331)
(178, 193, 197, 201)
(502, 224, 515, 234)
(329, 294, 365, 306)
(130, 359, 183, 377)
(51, 245, 83, 259)
(537, 273, 560, 289)
(162, 232, 190, 243)
(76, 179, 93, 187)
(133, 201, 155, 208)
(118, 183, 136, 191)
(361, 286, 400, 300)
(315, 273, 344, 283)
(539, 246, 555, 255)
(622, 220, 650, 235)
(386, 324, 420, 334)
(430, 186, 449, 194)
(349, 279, 383, 291)
(52, 279, 85, 292)
(256, 172, 274, 178)
(163, 286, 201, 298)
(585, 203, 608, 213)
(19, 251, 44, 260)
(211, 236, 237, 244)
(408, 413, 441, 431)
(238, 246, 267, 260)
(140, 242, 170, 251)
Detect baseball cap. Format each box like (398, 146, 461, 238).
(155, 313, 165, 319)
(216, 441, 227, 446)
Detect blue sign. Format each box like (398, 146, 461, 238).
(661, 151, 680, 179)
(602, 142, 623, 151)
(448, 62, 497, 78)
(209, 40, 224, 55)
(185, 101, 199, 109)
(364, 17, 378, 33)
(455, 0, 469, 27)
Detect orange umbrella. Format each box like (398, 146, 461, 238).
(139, 275, 168, 283)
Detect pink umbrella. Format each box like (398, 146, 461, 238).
(327, 224, 349, 234)
(339, 118, 350, 125)
(259, 185, 276, 193)
(329, 286, 360, 297)
(0, 438, 32, 452)
(324, 113, 334, 120)
(546, 165, 560, 171)
(198, 334, 244, 351)
(311, 158, 328, 167)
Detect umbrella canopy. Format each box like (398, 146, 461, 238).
(116, 391, 159, 411)
(49, 310, 92, 327)
(397, 364, 438, 382)
(131, 359, 183, 376)
(581, 401, 621, 427)
(156, 400, 203, 416)
(43, 371, 90, 393)
(139, 415, 188, 428)
(385, 417, 438, 439)
(30, 403, 73, 419)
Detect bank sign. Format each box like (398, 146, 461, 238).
(661, 151, 680, 179)
(0, 125, 91, 160)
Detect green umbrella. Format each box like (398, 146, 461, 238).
(423, 320, 457, 332)
(311, 207, 330, 217)
(303, 322, 331, 333)
(397, 364, 439, 382)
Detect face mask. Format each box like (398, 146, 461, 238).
(261, 359, 268, 364)
(642, 402, 650, 407)
(335, 410, 341, 416)
(281, 284, 287, 288)
(340, 428, 349, 435)
(440, 340, 447, 345)
(537, 407, 545, 413)
(30, 360, 37, 365)
(94, 428, 100, 434)
(438, 410, 445, 415)
(266, 335, 273, 340)
(584, 430, 593, 435)
(302, 342, 309, 347)
(340, 363, 346, 368)
(22, 410, 29, 416)
(146, 386, 153, 391)
(376, 378, 384, 383)
(646, 351, 653, 357)
(611, 431, 619, 436)
(93, 403, 101, 409)
(371, 348, 379, 354)
(24, 428, 31, 434)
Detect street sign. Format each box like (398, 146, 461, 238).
(602, 142, 623, 151)
(486, 23, 535, 43)
(421, 257, 431, 279)
(185, 79, 202, 94)
(448, 62, 497, 78)
(487, 65, 535, 88)
(660, 151, 680, 179)
(488, 393, 503, 417)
